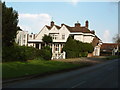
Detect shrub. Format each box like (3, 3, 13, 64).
(66, 51, 79, 58)
(2, 45, 41, 62)
(39, 46, 52, 60)
(63, 36, 94, 59)
(79, 52, 88, 57)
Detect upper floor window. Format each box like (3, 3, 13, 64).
(62, 34, 65, 40)
(24, 35, 26, 38)
(49, 34, 58, 40)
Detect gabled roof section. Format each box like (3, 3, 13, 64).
(55, 25, 61, 29)
(46, 25, 52, 30)
(46, 25, 61, 30)
(64, 24, 92, 33)
(45, 21, 97, 35)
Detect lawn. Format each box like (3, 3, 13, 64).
(2, 59, 92, 79)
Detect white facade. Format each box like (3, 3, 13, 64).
(27, 21, 101, 59)
(15, 30, 28, 46)
(16, 21, 101, 59)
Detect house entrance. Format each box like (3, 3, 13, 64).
(35, 44, 39, 49)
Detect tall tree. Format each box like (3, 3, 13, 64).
(2, 2, 18, 46)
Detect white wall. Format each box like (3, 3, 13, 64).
(15, 30, 28, 46)
(35, 26, 49, 40)
(74, 35, 83, 42)
(35, 25, 70, 43)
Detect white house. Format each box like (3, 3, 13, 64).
(15, 30, 28, 46)
(27, 21, 102, 59)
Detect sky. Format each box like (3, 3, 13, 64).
(5, 1, 118, 43)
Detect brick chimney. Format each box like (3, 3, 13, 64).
(75, 21, 81, 27)
(85, 20, 89, 28)
(61, 23, 64, 27)
(51, 21, 54, 27)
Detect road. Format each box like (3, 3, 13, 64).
(3, 59, 119, 88)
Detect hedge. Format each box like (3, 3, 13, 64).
(63, 36, 94, 58)
(2, 45, 41, 62)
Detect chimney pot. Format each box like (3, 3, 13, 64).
(61, 23, 64, 27)
(75, 21, 81, 27)
(85, 20, 89, 28)
(51, 21, 54, 27)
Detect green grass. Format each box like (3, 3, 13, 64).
(2, 59, 91, 79)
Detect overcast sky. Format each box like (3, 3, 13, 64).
(6, 1, 118, 43)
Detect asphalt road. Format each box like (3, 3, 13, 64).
(3, 59, 119, 88)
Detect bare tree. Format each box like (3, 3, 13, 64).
(113, 34, 120, 43)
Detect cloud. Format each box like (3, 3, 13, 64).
(18, 13, 52, 34)
(103, 30, 110, 42)
(71, 0, 79, 5)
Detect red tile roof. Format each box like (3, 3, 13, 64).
(101, 43, 118, 50)
(46, 24, 95, 34)
(46, 25, 61, 30)
(63, 24, 92, 33)
(46, 25, 51, 29)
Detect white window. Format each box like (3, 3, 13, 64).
(54, 35, 58, 40)
(62, 34, 65, 40)
(49, 34, 58, 40)
(24, 35, 26, 38)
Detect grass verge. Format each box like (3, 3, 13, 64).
(2, 59, 92, 79)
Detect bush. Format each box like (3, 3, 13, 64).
(2, 45, 41, 62)
(63, 36, 94, 59)
(39, 46, 52, 60)
(79, 52, 88, 57)
(66, 51, 79, 58)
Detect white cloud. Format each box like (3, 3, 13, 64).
(71, 0, 79, 5)
(71, 0, 80, 6)
(103, 30, 110, 43)
(18, 13, 52, 34)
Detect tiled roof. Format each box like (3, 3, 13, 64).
(46, 25, 61, 30)
(55, 25, 61, 29)
(46, 25, 51, 30)
(46, 24, 94, 34)
(101, 43, 118, 50)
(64, 24, 92, 33)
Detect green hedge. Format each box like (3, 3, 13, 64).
(66, 51, 79, 58)
(63, 36, 93, 58)
(79, 52, 88, 57)
(2, 46, 41, 62)
(39, 46, 52, 60)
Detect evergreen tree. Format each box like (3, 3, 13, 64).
(42, 34, 52, 45)
(63, 36, 94, 58)
(2, 2, 18, 47)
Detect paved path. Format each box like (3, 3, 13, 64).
(3, 59, 119, 88)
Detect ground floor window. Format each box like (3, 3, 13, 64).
(35, 44, 39, 49)
(55, 44, 59, 51)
